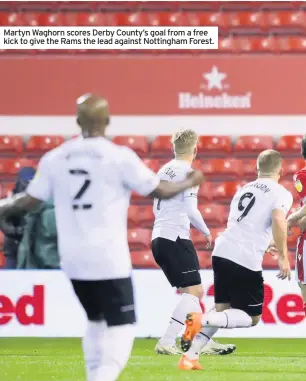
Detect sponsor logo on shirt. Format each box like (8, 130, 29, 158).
(295, 179, 303, 193)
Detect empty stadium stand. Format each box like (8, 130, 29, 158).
(0, 133, 302, 268)
(0, 1, 306, 53)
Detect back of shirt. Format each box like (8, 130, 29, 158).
(213, 178, 293, 271)
(152, 159, 198, 241)
(27, 137, 160, 280)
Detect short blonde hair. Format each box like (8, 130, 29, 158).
(172, 129, 198, 156)
(257, 149, 282, 174)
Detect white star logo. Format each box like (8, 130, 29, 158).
(203, 66, 227, 91)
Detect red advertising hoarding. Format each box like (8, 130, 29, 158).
(0, 55, 305, 116)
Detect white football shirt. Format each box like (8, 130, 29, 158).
(213, 178, 293, 271)
(152, 159, 199, 241)
(27, 136, 160, 280)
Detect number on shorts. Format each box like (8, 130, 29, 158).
(69, 169, 92, 210)
(237, 192, 256, 222)
(157, 199, 161, 210)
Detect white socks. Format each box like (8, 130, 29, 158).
(159, 293, 201, 346)
(202, 309, 253, 329)
(83, 320, 135, 381)
(185, 326, 218, 360)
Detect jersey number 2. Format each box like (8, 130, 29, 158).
(69, 169, 92, 210)
(237, 192, 256, 222)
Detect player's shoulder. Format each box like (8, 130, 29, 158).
(294, 166, 306, 180)
(274, 182, 293, 201)
(157, 159, 192, 177)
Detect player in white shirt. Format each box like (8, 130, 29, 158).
(0, 95, 205, 381)
(152, 129, 236, 357)
(178, 149, 293, 371)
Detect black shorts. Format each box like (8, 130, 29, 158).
(212, 256, 264, 317)
(71, 277, 136, 326)
(152, 237, 201, 288)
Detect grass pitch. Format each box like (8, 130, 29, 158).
(0, 338, 305, 381)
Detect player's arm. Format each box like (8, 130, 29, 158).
(271, 192, 293, 280)
(0, 154, 52, 221)
(122, 148, 204, 199)
(183, 189, 212, 248)
(287, 204, 306, 227)
(150, 172, 203, 200)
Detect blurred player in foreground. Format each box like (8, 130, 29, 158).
(286, 134, 306, 316)
(152, 129, 236, 356)
(0, 94, 204, 381)
(178, 149, 292, 370)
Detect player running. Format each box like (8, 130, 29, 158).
(286, 134, 306, 316)
(178, 149, 292, 370)
(0, 95, 205, 381)
(152, 128, 236, 356)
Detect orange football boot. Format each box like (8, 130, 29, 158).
(178, 355, 203, 370)
(181, 312, 203, 352)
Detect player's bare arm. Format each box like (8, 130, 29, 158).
(272, 209, 291, 280)
(287, 204, 306, 228)
(0, 192, 41, 218)
(150, 171, 204, 200)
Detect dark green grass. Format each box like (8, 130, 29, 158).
(0, 338, 305, 381)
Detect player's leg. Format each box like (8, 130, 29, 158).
(72, 278, 135, 381)
(152, 237, 203, 354)
(182, 257, 263, 351)
(299, 282, 306, 315)
(179, 256, 231, 365)
(297, 239, 306, 315)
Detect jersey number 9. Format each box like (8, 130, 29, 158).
(237, 192, 256, 222)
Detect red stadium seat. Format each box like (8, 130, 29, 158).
(202, 158, 243, 179)
(38, 12, 66, 26)
(0, 158, 36, 179)
(143, 158, 160, 173)
(190, 229, 206, 249)
(263, 251, 295, 269)
(0, 251, 5, 268)
(131, 251, 158, 269)
(26, 136, 65, 154)
(228, 11, 265, 28)
(198, 181, 214, 202)
(287, 226, 300, 249)
(210, 226, 225, 240)
(214, 181, 246, 202)
(198, 203, 228, 225)
(276, 135, 303, 155)
(0, 159, 22, 176)
(0, 136, 23, 155)
(151, 136, 172, 157)
(262, 253, 280, 269)
(243, 159, 257, 178)
(128, 228, 151, 250)
(198, 251, 212, 269)
(0, 182, 14, 198)
(234, 136, 273, 155)
(139, 206, 155, 228)
(267, 11, 306, 30)
(128, 205, 140, 227)
(278, 36, 306, 52)
(197, 136, 231, 156)
(280, 180, 299, 200)
(0, 12, 25, 26)
(283, 158, 305, 177)
(113, 136, 149, 157)
(78, 12, 118, 26)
